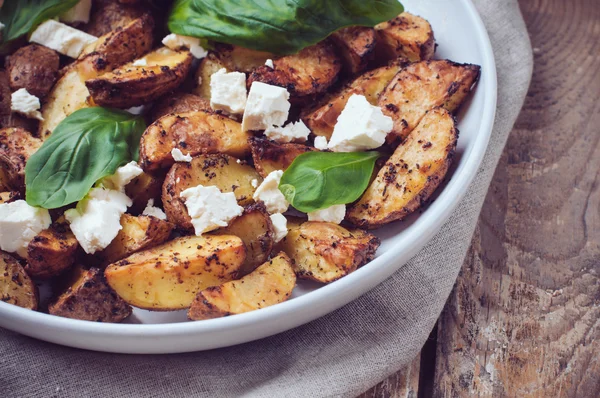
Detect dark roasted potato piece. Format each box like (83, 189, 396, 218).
(49, 266, 132, 322)
(213, 43, 275, 73)
(26, 217, 78, 279)
(347, 108, 457, 228)
(248, 41, 342, 105)
(0, 70, 10, 121)
(150, 93, 211, 122)
(162, 154, 262, 231)
(193, 53, 229, 101)
(140, 110, 252, 171)
(0, 251, 38, 310)
(188, 252, 296, 320)
(85, 0, 149, 37)
(330, 27, 377, 75)
(249, 137, 315, 178)
(276, 220, 380, 283)
(0, 191, 20, 204)
(0, 128, 42, 191)
(375, 12, 436, 63)
(7, 44, 60, 99)
(125, 171, 165, 215)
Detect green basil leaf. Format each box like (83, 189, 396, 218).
(0, 0, 79, 52)
(168, 0, 404, 55)
(279, 151, 379, 213)
(25, 108, 146, 209)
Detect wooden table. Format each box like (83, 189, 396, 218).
(361, 0, 600, 396)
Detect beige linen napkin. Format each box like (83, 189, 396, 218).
(0, 1, 533, 396)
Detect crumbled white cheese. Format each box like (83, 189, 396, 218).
(132, 58, 148, 67)
(328, 94, 393, 152)
(253, 170, 288, 214)
(162, 33, 208, 59)
(171, 148, 193, 162)
(308, 204, 346, 224)
(101, 161, 143, 192)
(265, 120, 311, 143)
(251, 179, 259, 189)
(65, 188, 131, 254)
(314, 136, 329, 150)
(236, 159, 242, 164)
(242, 82, 291, 132)
(270, 213, 288, 243)
(209, 68, 247, 115)
(125, 105, 145, 115)
(180, 185, 243, 235)
(0, 201, 51, 258)
(60, 0, 92, 24)
(265, 59, 274, 69)
(30, 20, 97, 58)
(11, 89, 43, 120)
(142, 199, 167, 220)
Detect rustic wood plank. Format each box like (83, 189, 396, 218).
(359, 354, 421, 398)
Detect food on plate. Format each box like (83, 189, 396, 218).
(249, 137, 316, 178)
(26, 217, 79, 279)
(125, 171, 165, 215)
(330, 27, 377, 76)
(0, 191, 20, 204)
(7, 44, 60, 99)
(212, 43, 275, 73)
(374, 12, 436, 63)
(85, 0, 149, 37)
(0, 251, 38, 310)
(194, 54, 229, 100)
(150, 93, 211, 122)
(0, 128, 42, 192)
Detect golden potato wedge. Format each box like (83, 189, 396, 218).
(276, 220, 380, 283)
(49, 266, 132, 322)
(125, 170, 165, 215)
(193, 53, 229, 100)
(26, 217, 78, 279)
(188, 252, 295, 320)
(347, 108, 457, 228)
(375, 12, 436, 63)
(86, 47, 193, 108)
(150, 93, 211, 123)
(330, 27, 377, 75)
(7, 44, 60, 99)
(303, 60, 407, 139)
(0, 251, 38, 310)
(247, 41, 342, 105)
(213, 43, 275, 73)
(105, 235, 246, 310)
(0, 191, 20, 204)
(0, 127, 42, 191)
(85, 0, 149, 37)
(249, 137, 315, 178)
(213, 203, 274, 276)
(140, 110, 252, 171)
(379, 60, 480, 146)
(162, 154, 262, 231)
(98, 214, 174, 265)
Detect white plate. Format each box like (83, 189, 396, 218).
(0, 0, 497, 353)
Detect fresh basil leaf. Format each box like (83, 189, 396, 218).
(0, 0, 79, 52)
(25, 108, 146, 209)
(168, 0, 404, 55)
(279, 151, 379, 213)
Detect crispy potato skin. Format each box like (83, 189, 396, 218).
(7, 44, 60, 99)
(249, 137, 316, 178)
(188, 252, 296, 320)
(375, 12, 436, 63)
(125, 171, 165, 215)
(379, 60, 480, 146)
(85, 0, 149, 37)
(193, 53, 228, 101)
(247, 41, 342, 105)
(150, 93, 211, 123)
(213, 43, 275, 73)
(276, 221, 380, 283)
(0, 71, 11, 120)
(105, 235, 246, 310)
(140, 110, 252, 171)
(347, 108, 457, 228)
(162, 154, 262, 231)
(0, 128, 42, 192)
(26, 218, 78, 279)
(98, 214, 174, 265)
(331, 27, 377, 75)
(49, 266, 132, 322)
(0, 251, 38, 310)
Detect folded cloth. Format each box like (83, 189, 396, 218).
(0, 0, 533, 396)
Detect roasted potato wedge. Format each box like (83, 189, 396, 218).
(375, 12, 436, 63)
(213, 203, 274, 276)
(0, 191, 20, 204)
(49, 266, 132, 322)
(26, 217, 78, 279)
(125, 171, 165, 215)
(330, 27, 377, 75)
(379, 60, 480, 146)
(98, 214, 174, 265)
(105, 235, 246, 310)
(0, 70, 10, 121)
(276, 220, 380, 283)
(347, 108, 457, 228)
(248, 41, 342, 105)
(213, 43, 275, 73)
(162, 154, 262, 231)
(86, 47, 193, 108)
(249, 137, 315, 178)
(188, 252, 295, 320)
(85, 0, 149, 37)
(303, 60, 407, 139)
(150, 93, 211, 122)
(7, 44, 60, 99)
(0, 251, 38, 310)
(193, 53, 229, 101)
(0, 127, 42, 191)
(140, 110, 252, 171)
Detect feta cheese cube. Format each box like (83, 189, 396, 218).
(11, 89, 43, 120)
(60, 0, 92, 24)
(30, 20, 97, 58)
(307, 204, 346, 224)
(142, 199, 167, 220)
(210, 68, 247, 115)
(101, 161, 143, 192)
(242, 82, 291, 132)
(180, 185, 243, 235)
(328, 94, 393, 152)
(270, 213, 288, 243)
(265, 120, 311, 143)
(162, 33, 208, 59)
(252, 170, 289, 214)
(314, 136, 329, 150)
(265, 59, 274, 69)
(171, 148, 193, 162)
(132, 58, 148, 67)
(0, 201, 51, 258)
